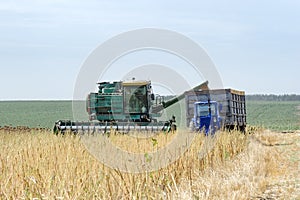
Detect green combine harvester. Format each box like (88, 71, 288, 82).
(54, 80, 209, 134)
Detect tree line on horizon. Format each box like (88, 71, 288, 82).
(246, 94, 300, 101)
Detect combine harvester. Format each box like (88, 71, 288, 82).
(54, 80, 209, 134)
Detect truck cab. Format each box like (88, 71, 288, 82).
(190, 101, 222, 135)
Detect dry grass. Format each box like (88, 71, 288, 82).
(0, 128, 299, 199)
(106, 131, 178, 153)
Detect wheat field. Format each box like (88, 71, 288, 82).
(0, 128, 299, 199)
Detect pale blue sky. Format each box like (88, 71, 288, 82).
(0, 0, 299, 99)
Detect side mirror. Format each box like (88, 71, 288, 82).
(151, 93, 155, 100)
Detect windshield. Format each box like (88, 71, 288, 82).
(196, 103, 216, 116)
(124, 85, 147, 113)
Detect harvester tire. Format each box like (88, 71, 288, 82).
(170, 124, 177, 132)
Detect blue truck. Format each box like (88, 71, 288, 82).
(186, 88, 246, 134)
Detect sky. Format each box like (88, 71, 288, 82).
(0, 0, 299, 100)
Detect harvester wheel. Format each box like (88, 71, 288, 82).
(170, 124, 177, 133)
(53, 125, 59, 135)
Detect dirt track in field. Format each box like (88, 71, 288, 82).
(251, 131, 300, 199)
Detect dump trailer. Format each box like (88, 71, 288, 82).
(186, 89, 246, 134)
(54, 80, 209, 134)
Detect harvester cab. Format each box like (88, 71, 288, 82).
(86, 80, 160, 123)
(190, 101, 222, 135)
(123, 81, 155, 122)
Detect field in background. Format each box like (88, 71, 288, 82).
(1, 100, 299, 131)
(246, 101, 300, 131)
(0, 101, 72, 128)
(0, 101, 87, 128)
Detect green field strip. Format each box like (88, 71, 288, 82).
(0, 100, 300, 131)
